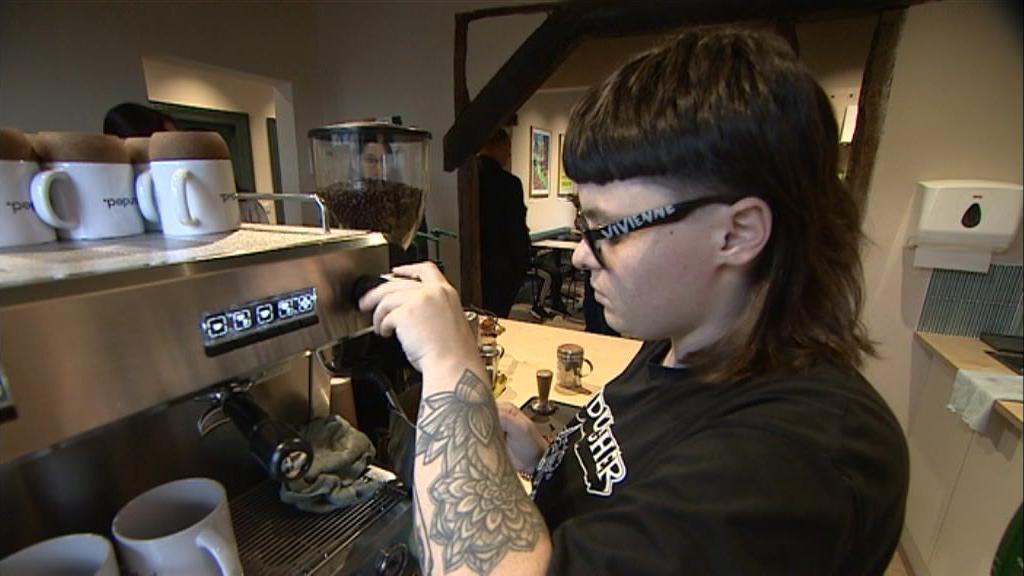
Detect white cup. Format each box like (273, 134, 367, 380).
(134, 164, 161, 232)
(0, 533, 119, 576)
(126, 136, 160, 232)
(0, 159, 56, 248)
(145, 159, 240, 236)
(111, 477, 242, 576)
(31, 161, 144, 240)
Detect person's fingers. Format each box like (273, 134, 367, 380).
(358, 276, 421, 313)
(370, 289, 414, 338)
(392, 261, 445, 284)
(497, 402, 519, 424)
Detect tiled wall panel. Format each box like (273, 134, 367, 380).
(918, 264, 1023, 337)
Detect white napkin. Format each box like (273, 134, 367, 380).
(948, 370, 1024, 431)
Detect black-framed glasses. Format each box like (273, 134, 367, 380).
(573, 196, 727, 267)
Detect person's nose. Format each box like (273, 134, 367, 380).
(572, 240, 599, 270)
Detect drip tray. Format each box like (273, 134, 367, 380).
(231, 481, 415, 575)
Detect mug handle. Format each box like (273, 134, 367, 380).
(195, 528, 242, 576)
(135, 169, 159, 223)
(29, 169, 76, 229)
(580, 358, 594, 377)
(171, 168, 199, 226)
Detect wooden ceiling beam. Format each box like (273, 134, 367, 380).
(446, 8, 584, 172)
(444, 0, 928, 172)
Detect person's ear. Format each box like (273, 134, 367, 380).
(718, 197, 772, 267)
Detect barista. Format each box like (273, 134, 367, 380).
(358, 27, 908, 575)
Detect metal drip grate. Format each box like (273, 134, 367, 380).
(231, 481, 409, 575)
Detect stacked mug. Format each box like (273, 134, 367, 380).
(0, 128, 57, 248)
(0, 127, 241, 249)
(31, 131, 145, 240)
(143, 131, 241, 236)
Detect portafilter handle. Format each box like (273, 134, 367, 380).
(222, 391, 313, 483)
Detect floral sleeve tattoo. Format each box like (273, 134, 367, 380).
(415, 369, 545, 574)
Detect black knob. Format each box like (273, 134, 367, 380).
(351, 275, 389, 306)
(376, 543, 409, 576)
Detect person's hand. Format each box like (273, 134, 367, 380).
(358, 262, 478, 375)
(497, 401, 548, 473)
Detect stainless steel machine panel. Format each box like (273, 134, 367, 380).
(0, 225, 389, 463)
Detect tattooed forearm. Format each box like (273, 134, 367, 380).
(412, 487, 434, 574)
(415, 369, 546, 575)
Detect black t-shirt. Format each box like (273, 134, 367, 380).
(532, 340, 908, 575)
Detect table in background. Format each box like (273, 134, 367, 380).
(532, 239, 578, 252)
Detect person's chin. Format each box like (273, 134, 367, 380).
(602, 310, 625, 334)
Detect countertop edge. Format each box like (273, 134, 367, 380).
(915, 331, 1023, 431)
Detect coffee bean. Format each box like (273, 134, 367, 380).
(319, 179, 424, 247)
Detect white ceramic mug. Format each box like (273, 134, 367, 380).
(0, 159, 56, 248)
(0, 533, 119, 576)
(111, 477, 242, 576)
(146, 159, 240, 236)
(126, 137, 160, 232)
(31, 161, 144, 240)
(134, 165, 161, 231)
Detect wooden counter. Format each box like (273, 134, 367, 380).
(494, 319, 642, 409)
(916, 332, 1022, 430)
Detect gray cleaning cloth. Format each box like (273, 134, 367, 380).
(280, 415, 384, 513)
(948, 369, 1023, 432)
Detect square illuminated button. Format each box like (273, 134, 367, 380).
(297, 294, 314, 313)
(232, 309, 253, 332)
(277, 299, 297, 319)
(206, 315, 228, 339)
(256, 304, 274, 325)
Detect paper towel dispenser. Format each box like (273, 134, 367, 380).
(907, 180, 1023, 272)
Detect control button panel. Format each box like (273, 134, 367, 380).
(200, 287, 318, 356)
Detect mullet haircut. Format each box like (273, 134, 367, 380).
(564, 27, 874, 383)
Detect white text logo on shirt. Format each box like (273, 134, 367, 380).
(573, 390, 627, 497)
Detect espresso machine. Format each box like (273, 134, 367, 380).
(0, 222, 419, 574)
(2, 120, 436, 574)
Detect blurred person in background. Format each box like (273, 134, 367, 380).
(477, 128, 531, 318)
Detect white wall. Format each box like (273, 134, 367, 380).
(861, 0, 1024, 428)
(510, 88, 582, 233)
(466, 10, 548, 99)
(0, 1, 323, 222)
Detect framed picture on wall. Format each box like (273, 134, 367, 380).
(530, 127, 551, 197)
(557, 133, 574, 196)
